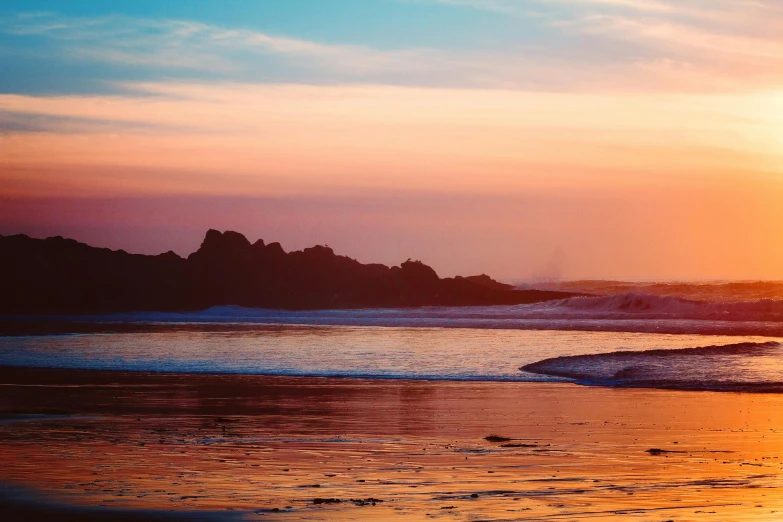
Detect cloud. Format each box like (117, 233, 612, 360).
(424, 0, 783, 88)
(1, 81, 781, 205)
(557, 13, 783, 62)
(0, 13, 434, 76)
(2, 8, 782, 93)
(432, 0, 781, 20)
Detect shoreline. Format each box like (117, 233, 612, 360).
(2, 364, 783, 395)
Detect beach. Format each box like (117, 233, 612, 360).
(5, 0, 783, 518)
(2, 366, 783, 520)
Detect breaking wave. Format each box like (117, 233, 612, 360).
(521, 341, 783, 392)
(521, 280, 783, 303)
(24, 292, 783, 337)
(552, 293, 783, 321)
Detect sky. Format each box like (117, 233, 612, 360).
(1, 0, 783, 280)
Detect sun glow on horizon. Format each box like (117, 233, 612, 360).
(1, 1, 783, 280)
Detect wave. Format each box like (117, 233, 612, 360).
(520, 280, 783, 303)
(553, 293, 783, 321)
(11, 292, 783, 337)
(5, 292, 783, 339)
(521, 341, 783, 392)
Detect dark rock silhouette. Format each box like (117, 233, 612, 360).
(0, 230, 577, 314)
(456, 274, 514, 291)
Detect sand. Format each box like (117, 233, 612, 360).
(2, 366, 783, 520)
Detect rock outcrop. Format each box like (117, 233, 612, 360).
(0, 229, 577, 314)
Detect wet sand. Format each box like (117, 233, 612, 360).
(2, 366, 783, 520)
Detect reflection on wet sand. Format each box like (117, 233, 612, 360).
(2, 367, 783, 520)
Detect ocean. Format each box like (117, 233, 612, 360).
(4, 281, 783, 392)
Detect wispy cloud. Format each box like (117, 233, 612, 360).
(0, 13, 434, 75)
(559, 13, 783, 63)
(0, 12, 558, 89)
(433, 0, 781, 20)
(425, 0, 783, 86)
(1, 6, 782, 93)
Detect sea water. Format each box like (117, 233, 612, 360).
(4, 288, 783, 391)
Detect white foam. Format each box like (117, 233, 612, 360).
(43, 293, 783, 337)
(523, 341, 783, 392)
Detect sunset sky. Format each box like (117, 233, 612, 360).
(2, 0, 783, 280)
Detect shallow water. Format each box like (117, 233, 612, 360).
(2, 326, 782, 388)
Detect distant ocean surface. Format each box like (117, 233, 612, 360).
(3, 280, 783, 392)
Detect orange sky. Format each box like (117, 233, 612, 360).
(2, 2, 783, 280)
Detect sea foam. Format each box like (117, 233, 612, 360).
(522, 341, 783, 392)
(29, 292, 783, 337)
